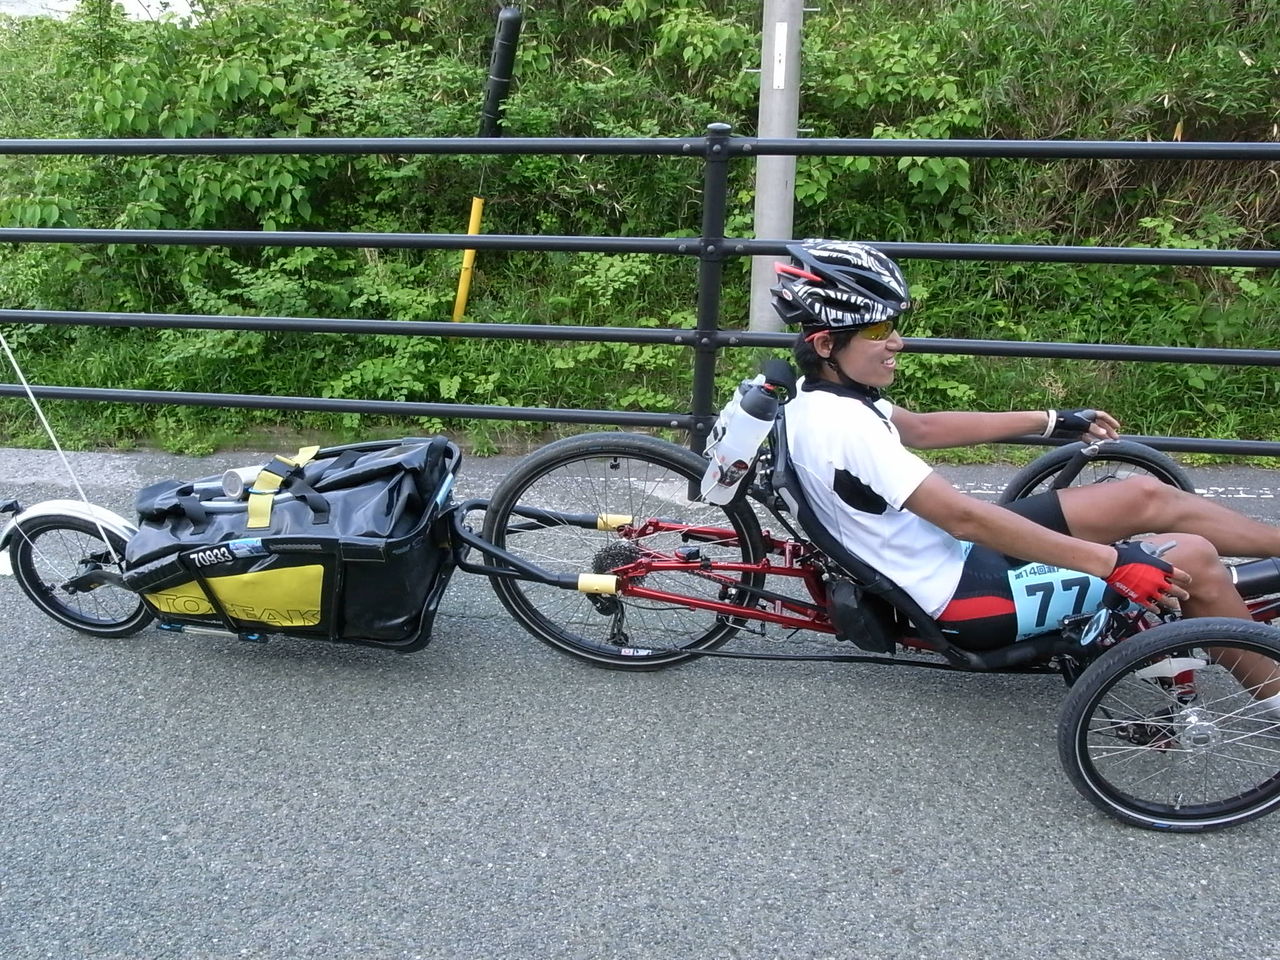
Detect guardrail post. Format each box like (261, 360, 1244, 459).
(689, 122, 733, 456)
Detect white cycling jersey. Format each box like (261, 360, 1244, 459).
(784, 378, 967, 616)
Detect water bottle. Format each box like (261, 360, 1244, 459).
(700, 375, 780, 504)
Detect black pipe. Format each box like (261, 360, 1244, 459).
(0, 309, 701, 344)
(4, 228, 1275, 268)
(0, 228, 691, 253)
(689, 123, 733, 456)
(0, 135, 704, 157)
(0, 384, 694, 429)
(5, 135, 1279, 161)
(1231, 558, 1280, 598)
(478, 7, 522, 139)
(740, 137, 1280, 161)
(725, 238, 1280, 268)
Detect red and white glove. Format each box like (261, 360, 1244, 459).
(1105, 540, 1174, 608)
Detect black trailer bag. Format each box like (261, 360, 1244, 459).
(122, 437, 461, 650)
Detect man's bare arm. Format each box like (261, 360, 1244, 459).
(891, 408, 1120, 450)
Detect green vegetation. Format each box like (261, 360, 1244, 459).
(0, 0, 1277, 454)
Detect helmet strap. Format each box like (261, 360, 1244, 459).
(820, 340, 882, 401)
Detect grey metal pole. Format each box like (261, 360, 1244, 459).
(748, 0, 805, 332)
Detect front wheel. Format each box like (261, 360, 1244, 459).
(481, 432, 765, 670)
(1058, 618, 1280, 831)
(9, 514, 152, 638)
(998, 440, 1194, 504)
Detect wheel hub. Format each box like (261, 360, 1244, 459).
(1177, 708, 1222, 753)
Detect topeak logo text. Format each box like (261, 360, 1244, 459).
(147, 591, 320, 626)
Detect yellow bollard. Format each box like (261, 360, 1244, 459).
(452, 196, 486, 321)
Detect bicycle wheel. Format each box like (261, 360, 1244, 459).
(998, 440, 1193, 504)
(1058, 618, 1280, 831)
(9, 514, 152, 638)
(481, 432, 766, 670)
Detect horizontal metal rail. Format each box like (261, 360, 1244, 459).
(0, 309, 704, 344)
(0, 135, 711, 156)
(2, 382, 1274, 456)
(0, 229, 696, 255)
(733, 239, 1280, 268)
(720, 330, 1280, 367)
(0, 384, 694, 430)
(741, 137, 1280, 161)
(6, 134, 1280, 161)
(2, 231, 1276, 268)
(7, 309, 1280, 367)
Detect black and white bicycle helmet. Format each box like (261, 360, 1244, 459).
(770, 239, 912, 332)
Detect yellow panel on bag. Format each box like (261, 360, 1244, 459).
(143, 581, 215, 618)
(144, 564, 325, 627)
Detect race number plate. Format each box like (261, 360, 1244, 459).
(1007, 563, 1108, 641)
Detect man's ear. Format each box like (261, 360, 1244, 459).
(811, 332, 832, 359)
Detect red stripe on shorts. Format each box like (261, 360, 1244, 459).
(939, 595, 1016, 621)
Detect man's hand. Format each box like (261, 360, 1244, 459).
(1047, 408, 1120, 441)
(1105, 540, 1191, 610)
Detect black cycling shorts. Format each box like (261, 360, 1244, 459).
(935, 491, 1106, 651)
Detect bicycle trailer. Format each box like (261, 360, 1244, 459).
(120, 437, 461, 651)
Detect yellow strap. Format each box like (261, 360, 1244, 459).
(246, 445, 320, 530)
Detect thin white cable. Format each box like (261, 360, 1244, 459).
(0, 328, 122, 564)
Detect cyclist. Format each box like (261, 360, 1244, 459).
(771, 239, 1280, 714)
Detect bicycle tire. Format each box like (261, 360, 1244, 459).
(998, 440, 1194, 504)
(1058, 617, 1280, 831)
(481, 432, 766, 670)
(9, 514, 152, 638)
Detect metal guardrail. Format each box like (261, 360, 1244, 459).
(2, 123, 1279, 455)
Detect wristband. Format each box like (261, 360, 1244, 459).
(1042, 409, 1055, 438)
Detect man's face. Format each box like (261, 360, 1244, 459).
(817, 326, 905, 389)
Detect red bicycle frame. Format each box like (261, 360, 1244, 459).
(609, 518, 839, 635)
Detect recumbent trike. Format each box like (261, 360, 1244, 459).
(3, 412, 1280, 832)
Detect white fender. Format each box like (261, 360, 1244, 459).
(1133, 656, 1208, 680)
(0, 499, 138, 556)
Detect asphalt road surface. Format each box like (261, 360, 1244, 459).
(2, 444, 1279, 960)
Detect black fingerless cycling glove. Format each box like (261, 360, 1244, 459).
(1044, 408, 1098, 439)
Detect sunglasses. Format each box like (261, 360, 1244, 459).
(856, 319, 898, 341)
(805, 318, 900, 345)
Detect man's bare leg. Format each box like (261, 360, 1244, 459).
(1056, 476, 1280, 558)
